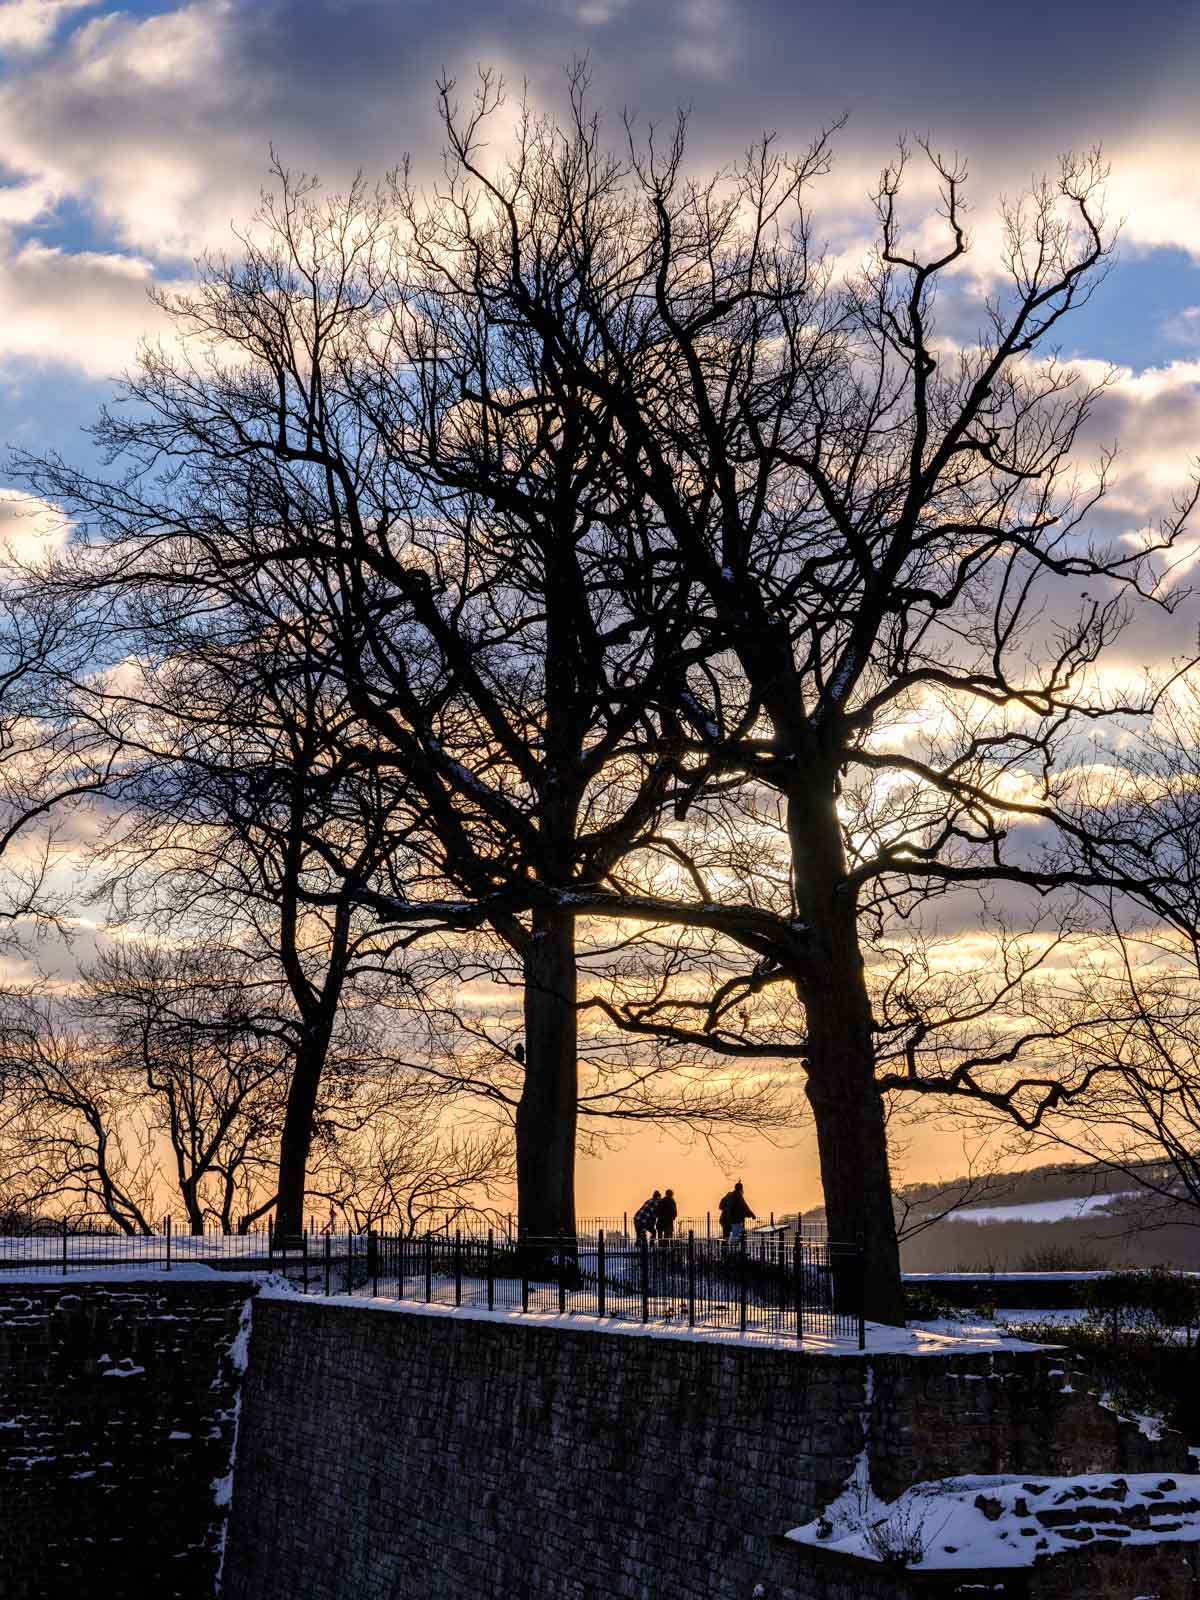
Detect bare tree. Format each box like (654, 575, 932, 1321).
(402, 71, 1197, 1318)
(0, 992, 158, 1233)
(76, 941, 290, 1233)
(18, 151, 784, 1241)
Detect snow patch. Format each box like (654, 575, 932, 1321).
(789, 1472, 1200, 1570)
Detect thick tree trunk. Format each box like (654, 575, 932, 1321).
(515, 906, 578, 1239)
(273, 1020, 332, 1237)
(788, 780, 906, 1325)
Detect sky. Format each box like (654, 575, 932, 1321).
(1, 0, 1199, 1218)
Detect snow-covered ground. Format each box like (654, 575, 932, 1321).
(255, 1278, 1049, 1356)
(948, 1192, 1139, 1225)
(788, 1471, 1200, 1568)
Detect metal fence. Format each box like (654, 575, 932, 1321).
(270, 1227, 866, 1347)
(0, 1217, 861, 1347)
(0, 1218, 273, 1274)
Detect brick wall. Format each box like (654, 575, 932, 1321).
(0, 1276, 255, 1600)
(222, 1298, 1187, 1600)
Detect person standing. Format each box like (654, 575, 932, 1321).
(634, 1190, 661, 1246)
(655, 1189, 678, 1241)
(718, 1180, 755, 1242)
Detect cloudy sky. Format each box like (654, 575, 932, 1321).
(1, 0, 1198, 1212)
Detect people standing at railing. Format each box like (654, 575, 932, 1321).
(718, 1181, 755, 1242)
(655, 1189, 677, 1241)
(633, 1191, 661, 1246)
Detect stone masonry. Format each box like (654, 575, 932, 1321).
(0, 1276, 254, 1600)
(222, 1297, 1188, 1600)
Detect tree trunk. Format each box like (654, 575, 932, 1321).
(273, 1020, 332, 1237)
(789, 779, 906, 1325)
(515, 906, 578, 1238)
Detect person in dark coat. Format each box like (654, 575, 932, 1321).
(634, 1190, 661, 1246)
(718, 1180, 755, 1241)
(655, 1189, 678, 1240)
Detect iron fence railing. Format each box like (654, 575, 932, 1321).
(269, 1227, 866, 1347)
(0, 1217, 860, 1347)
(0, 1218, 273, 1274)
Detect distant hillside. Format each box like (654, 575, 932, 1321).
(798, 1157, 1199, 1272)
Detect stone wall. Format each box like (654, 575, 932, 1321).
(0, 1275, 254, 1600)
(223, 1298, 1186, 1600)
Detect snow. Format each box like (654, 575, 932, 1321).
(949, 1192, 1140, 1225)
(212, 1293, 255, 1594)
(788, 1472, 1200, 1569)
(255, 1279, 1048, 1357)
(0, 1265, 265, 1284)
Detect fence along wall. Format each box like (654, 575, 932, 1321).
(222, 1296, 1185, 1600)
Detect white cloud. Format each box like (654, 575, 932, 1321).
(0, 237, 168, 376)
(0, 488, 70, 559)
(0, 3, 266, 258)
(0, 0, 96, 54)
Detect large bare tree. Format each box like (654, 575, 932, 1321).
(401, 73, 1197, 1318)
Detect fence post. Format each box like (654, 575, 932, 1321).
(557, 1232, 566, 1316)
(301, 1228, 308, 1294)
(521, 1245, 529, 1314)
(487, 1227, 495, 1311)
(61, 1216, 68, 1277)
(623, 1211, 628, 1245)
(165, 1214, 172, 1274)
(857, 1232, 866, 1351)
(706, 1211, 711, 1242)
(687, 1230, 695, 1327)
(370, 1229, 379, 1298)
(425, 1232, 432, 1303)
(324, 1230, 331, 1296)
(739, 1234, 748, 1335)
(639, 1235, 650, 1323)
(794, 1235, 803, 1344)
(597, 1230, 606, 1318)
(454, 1229, 462, 1307)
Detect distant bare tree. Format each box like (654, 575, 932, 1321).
(0, 993, 158, 1233)
(76, 941, 291, 1233)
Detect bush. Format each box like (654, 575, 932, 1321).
(1018, 1243, 1107, 1273)
(903, 1285, 976, 1323)
(1083, 1267, 1200, 1345)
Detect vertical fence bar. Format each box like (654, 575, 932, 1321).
(370, 1229, 379, 1298)
(739, 1234, 748, 1335)
(521, 1247, 529, 1314)
(165, 1214, 172, 1274)
(857, 1233, 866, 1351)
(487, 1228, 494, 1311)
(687, 1231, 695, 1328)
(639, 1236, 649, 1323)
(794, 1235, 803, 1343)
(454, 1229, 462, 1307)
(706, 1212, 711, 1242)
(302, 1228, 309, 1295)
(597, 1230, 606, 1318)
(622, 1211, 628, 1245)
(425, 1232, 432, 1303)
(61, 1217, 67, 1277)
(557, 1233, 566, 1316)
(325, 1230, 331, 1296)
